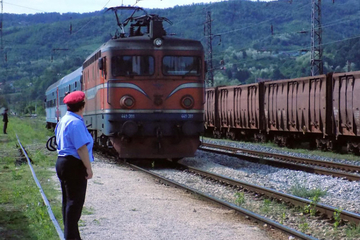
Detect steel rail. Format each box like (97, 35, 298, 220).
(201, 142, 360, 172)
(16, 134, 65, 240)
(199, 143, 360, 181)
(179, 163, 360, 225)
(127, 162, 317, 240)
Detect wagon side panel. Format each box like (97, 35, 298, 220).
(333, 71, 360, 137)
(205, 88, 216, 128)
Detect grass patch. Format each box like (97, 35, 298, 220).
(82, 206, 95, 215)
(234, 192, 245, 205)
(289, 181, 327, 199)
(260, 198, 272, 214)
(346, 224, 360, 239)
(0, 116, 62, 239)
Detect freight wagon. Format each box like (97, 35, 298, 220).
(204, 71, 360, 153)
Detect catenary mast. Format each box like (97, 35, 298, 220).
(311, 0, 323, 76)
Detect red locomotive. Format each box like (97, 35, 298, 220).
(205, 71, 360, 154)
(46, 7, 205, 159)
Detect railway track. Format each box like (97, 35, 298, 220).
(16, 134, 65, 240)
(127, 158, 360, 239)
(127, 161, 317, 240)
(178, 163, 360, 225)
(199, 142, 360, 181)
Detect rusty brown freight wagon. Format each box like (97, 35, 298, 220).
(205, 83, 265, 141)
(204, 87, 219, 137)
(263, 74, 333, 148)
(332, 71, 360, 153)
(204, 71, 360, 154)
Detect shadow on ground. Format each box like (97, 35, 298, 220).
(0, 208, 35, 240)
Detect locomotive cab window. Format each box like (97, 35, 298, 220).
(111, 56, 154, 76)
(162, 56, 201, 76)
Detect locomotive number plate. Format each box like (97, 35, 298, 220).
(181, 114, 194, 119)
(121, 114, 135, 119)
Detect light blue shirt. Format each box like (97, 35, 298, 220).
(55, 111, 94, 162)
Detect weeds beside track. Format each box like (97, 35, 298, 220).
(0, 116, 62, 240)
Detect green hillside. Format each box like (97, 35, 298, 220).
(1, 0, 359, 114)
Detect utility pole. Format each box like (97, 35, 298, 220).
(311, 0, 323, 76)
(0, 0, 3, 51)
(204, 11, 214, 87)
(204, 11, 221, 87)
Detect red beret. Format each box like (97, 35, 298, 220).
(63, 91, 85, 104)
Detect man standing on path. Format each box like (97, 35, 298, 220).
(2, 108, 8, 134)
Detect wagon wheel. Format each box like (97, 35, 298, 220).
(274, 136, 286, 147)
(315, 139, 324, 150)
(213, 130, 221, 139)
(326, 140, 335, 152)
(347, 142, 359, 155)
(226, 132, 236, 140)
(260, 134, 267, 143)
(346, 142, 354, 153)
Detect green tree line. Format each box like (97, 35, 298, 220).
(0, 0, 359, 114)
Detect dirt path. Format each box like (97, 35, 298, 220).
(55, 159, 276, 240)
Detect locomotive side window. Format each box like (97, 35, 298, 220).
(162, 56, 201, 76)
(111, 56, 154, 76)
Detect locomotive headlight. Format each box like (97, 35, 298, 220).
(120, 95, 135, 109)
(181, 95, 194, 109)
(153, 38, 163, 47)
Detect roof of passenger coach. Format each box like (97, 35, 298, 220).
(45, 80, 60, 94)
(98, 36, 204, 53)
(58, 67, 83, 88)
(45, 67, 83, 94)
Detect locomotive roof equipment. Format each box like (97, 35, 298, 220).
(106, 6, 172, 39)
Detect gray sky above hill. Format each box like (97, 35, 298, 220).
(4, 0, 273, 14)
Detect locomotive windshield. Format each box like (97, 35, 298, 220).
(112, 55, 154, 76)
(162, 56, 201, 76)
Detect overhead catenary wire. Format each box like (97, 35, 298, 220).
(210, 1, 311, 37)
(208, 36, 360, 79)
(202, 0, 358, 55)
(206, 1, 360, 67)
(3, 1, 46, 13)
(207, 0, 358, 47)
(211, 32, 360, 66)
(3, 0, 112, 59)
(2, 0, 360, 72)
(51, 0, 112, 52)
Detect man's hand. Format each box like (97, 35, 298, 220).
(86, 168, 93, 179)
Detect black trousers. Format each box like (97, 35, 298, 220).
(3, 121, 7, 134)
(56, 156, 87, 240)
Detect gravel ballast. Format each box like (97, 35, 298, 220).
(200, 139, 360, 213)
(53, 159, 275, 240)
(50, 138, 360, 239)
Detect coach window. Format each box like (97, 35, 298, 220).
(111, 56, 154, 77)
(162, 56, 201, 76)
(59, 88, 63, 105)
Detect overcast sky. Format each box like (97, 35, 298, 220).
(4, 0, 272, 14)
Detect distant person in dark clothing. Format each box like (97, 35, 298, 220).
(2, 108, 8, 134)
